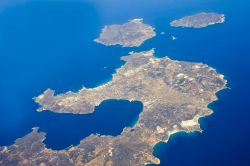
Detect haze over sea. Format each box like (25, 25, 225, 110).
(0, 0, 249, 165)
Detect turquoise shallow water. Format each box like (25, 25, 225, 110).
(0, 0, 250, 165)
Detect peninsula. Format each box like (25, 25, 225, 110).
(0, 50, 226, 166)
(170, 12, 225, 28)
(94, 19, 156, 47)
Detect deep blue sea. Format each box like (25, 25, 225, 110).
(0, 0, 249, 165)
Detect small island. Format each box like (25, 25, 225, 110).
(170, 12, 225, 28)
(94, 19, 156, 47)
(0, 50, 227, 166)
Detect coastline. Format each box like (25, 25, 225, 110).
(150, 82, 229, 165)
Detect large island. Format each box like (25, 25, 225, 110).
(0, 49, 226, 166)
(94, 19, 156, 47)
(170, 12, 225, 28)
